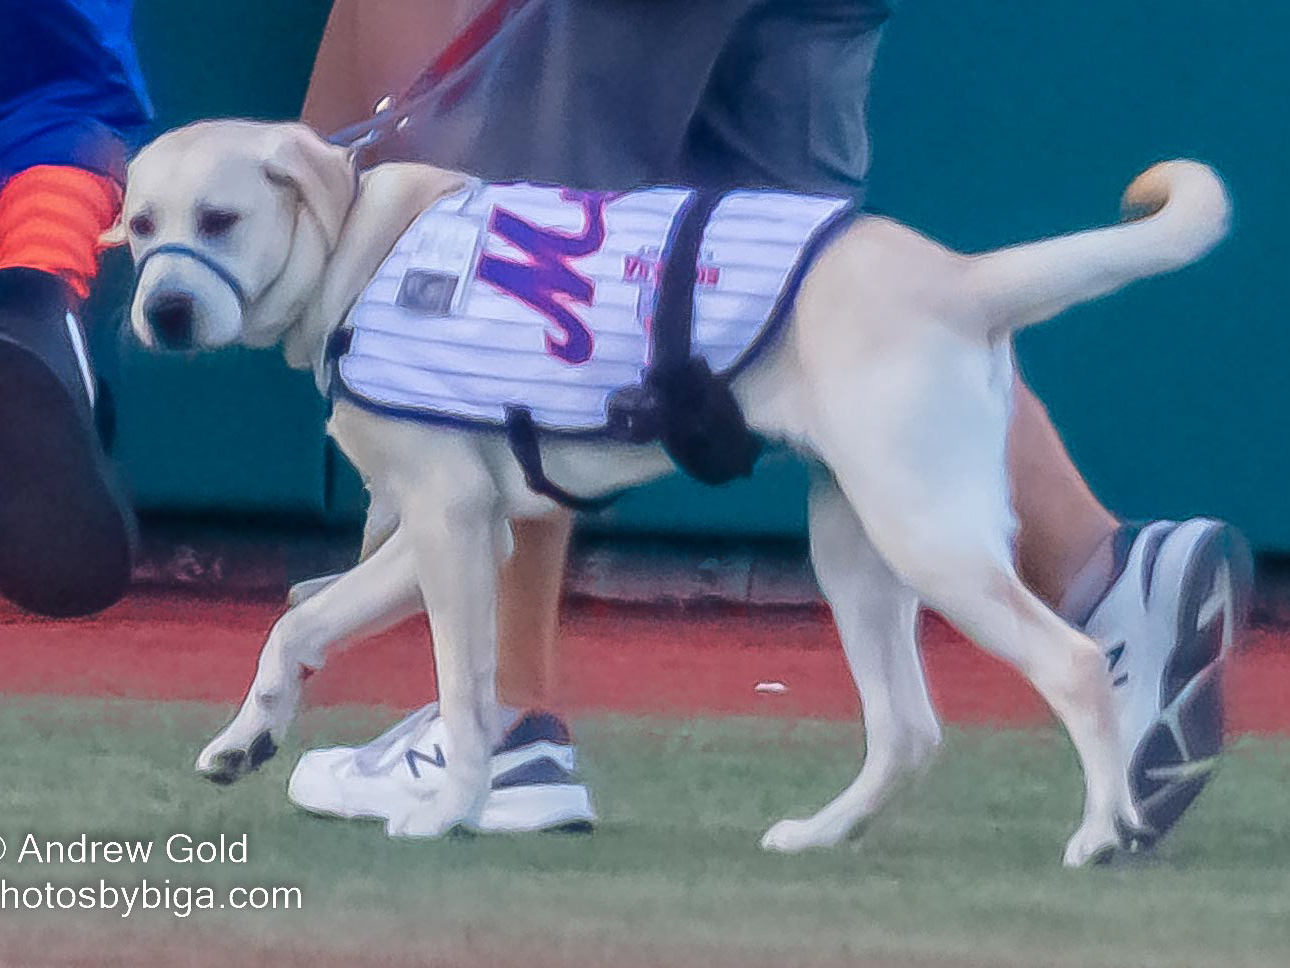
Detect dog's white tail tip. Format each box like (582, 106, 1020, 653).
(1120, 160, 1232, 264)
(966, 159, 1232, 337)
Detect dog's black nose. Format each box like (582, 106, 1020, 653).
(144, 292, 195, 349)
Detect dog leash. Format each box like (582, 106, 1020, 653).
(326, 0, 536, 150)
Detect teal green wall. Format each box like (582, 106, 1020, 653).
(107, 2, 1290, 547)
(873, 0, 1289, 548)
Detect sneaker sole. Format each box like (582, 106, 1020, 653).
(477, 783, 596, 834)
(289, 760, 596, 835)
(1128, 520, 1252, 847)
(0, 338, 136, 616)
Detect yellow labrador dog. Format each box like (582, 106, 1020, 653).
(114, 121, 1230, 866)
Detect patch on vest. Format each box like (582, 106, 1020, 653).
(335, 183, 852, 432)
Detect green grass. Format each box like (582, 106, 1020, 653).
(0, 699, 1286, 967)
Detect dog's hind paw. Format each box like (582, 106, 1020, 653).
(1062, 818, 1122, 868)
(760, 817, 843, 854)
(197, 730, 278, 785)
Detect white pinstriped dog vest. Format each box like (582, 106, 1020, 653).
(334, 182, 853, 433)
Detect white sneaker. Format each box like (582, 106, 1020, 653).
(1069, 518, 1252, 848)
(288, 703, 596, 835)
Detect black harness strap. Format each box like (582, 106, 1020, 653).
(504, 407, 619, 512)
(636, 191, 764, 485)
(501, 190, 765, 508)
(602, 192, 724, 446)
(651, 191, 718, 375)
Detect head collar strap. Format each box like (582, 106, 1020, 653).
(134, 244, 248, 308)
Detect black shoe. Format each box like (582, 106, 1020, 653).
(0, 268, 137, 616)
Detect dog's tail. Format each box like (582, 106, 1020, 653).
(967, 160, 1231, 336)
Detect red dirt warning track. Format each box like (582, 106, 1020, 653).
(0, 593, 1286, 734)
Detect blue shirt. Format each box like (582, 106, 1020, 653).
(0, 0, 153, 180)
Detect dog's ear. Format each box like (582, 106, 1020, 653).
(262, 123, 357, 251)
(99, 217, 128, 248)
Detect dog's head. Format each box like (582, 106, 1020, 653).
(113, 121, 356, 352)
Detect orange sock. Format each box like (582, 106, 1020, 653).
(0, 166, 122, 302)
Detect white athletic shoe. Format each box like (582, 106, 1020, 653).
(1069, 518, 1252, 849)
(288, 703, 596, 836)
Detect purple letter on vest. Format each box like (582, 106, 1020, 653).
(476, 190, 610, 365)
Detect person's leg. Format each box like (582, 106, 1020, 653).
(680, 0, 891, 194)
(0, 163, 137, 617)
(1010, 380, 1251, 845)
(389, 0, 754, 187)
(465, 2, 780, 715)
(1009, 379, 1119, 608)
(496, 510, 574, 709)
(361, 0, 766, 712)
(0, 0, 151, 616)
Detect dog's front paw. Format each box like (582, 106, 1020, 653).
(196, 729, 279, 786)
(196, 665, 304, 785)
(760, 816, 844, 854)
(385, 783, 486, 840)
(195, 695, 294, 785)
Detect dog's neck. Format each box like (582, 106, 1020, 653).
(276, 163, 470, 392)
(246, 207, 330, 358)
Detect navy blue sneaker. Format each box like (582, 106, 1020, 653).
(0, 268, 136, 616)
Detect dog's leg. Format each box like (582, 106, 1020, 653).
(762, 469, 941, 853)
(196, 527, 421, 784)
(843, 467, 1135, 866)
(385, 476, 506, 839)
(802, 336, 1137, 866)
(913, 557, 1136, 867)
(287, 485, 399, 607)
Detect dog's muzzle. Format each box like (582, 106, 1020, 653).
(133, 244, 247, 349)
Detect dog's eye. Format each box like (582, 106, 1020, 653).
(197, 209, 240, 239)
(128, 214, 155, 239)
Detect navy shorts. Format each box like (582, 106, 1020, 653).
(0, 0, 152, 183)
(390, 0, 891, 198)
